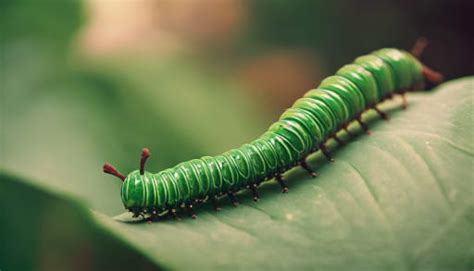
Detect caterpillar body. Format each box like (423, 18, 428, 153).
(103, 45, 442, 220)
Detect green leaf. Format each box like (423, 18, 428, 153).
(0, 172, 161, 271)
(0, 0, 84, 43)
(2, 77, 473, 270)
(102, 77, 474, 270)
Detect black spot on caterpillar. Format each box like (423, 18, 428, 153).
(103, 39, 443, 221)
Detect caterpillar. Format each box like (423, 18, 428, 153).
(103, 40, 443, 220)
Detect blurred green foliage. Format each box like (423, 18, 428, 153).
(0, 0, 83, 50)
(1, 0, 268, 215)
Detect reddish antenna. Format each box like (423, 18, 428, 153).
(103, 163, 126, 181)
(422, 66, 444, 84)
(140, 148, 150, 175)
(411, 37, 444, 84)
(411, 37, 428, 58)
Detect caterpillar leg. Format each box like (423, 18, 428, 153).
(144, 216, 154, 224)
(275, 174, 289, 193)
(401, 92, 408, 109)
(145, 210, 161, 223)
(131, 211, 141, 218)
(319, 143, 335, 162)
(356, 117, 371, 135)
(169, 208, 180, 220)
(300, 159, 317, 177)
(147, 210, 161, 223)
(211, 196, 221, 211)
(186, 203, 197, 219)
(373, 105, 389, 120)
(249, 184, 260, 201)
(227, 191, 240, 207)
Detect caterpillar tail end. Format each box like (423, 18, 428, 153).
(422, 65, 444, 85)
(410, 37, 444, 86)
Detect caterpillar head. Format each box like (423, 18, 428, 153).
(103, 148, 151, 214)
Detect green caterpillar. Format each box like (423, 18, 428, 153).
(103, 44, 442, 220)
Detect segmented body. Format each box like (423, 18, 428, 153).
(120, 48, 423, 214)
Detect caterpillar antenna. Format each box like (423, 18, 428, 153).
(411, 37, 444, 84)
(103, 163, 126, 181)
(140, 148, 150, 175)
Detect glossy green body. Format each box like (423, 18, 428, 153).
(121, 48, 423, 212)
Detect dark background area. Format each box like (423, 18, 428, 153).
(245, 0, 473, 79)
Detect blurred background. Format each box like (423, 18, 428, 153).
(1, 0, 473, 216)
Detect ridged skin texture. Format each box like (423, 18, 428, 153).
(121, 48, 423, 212)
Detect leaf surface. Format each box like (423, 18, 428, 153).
(4, 78, 471, 270)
